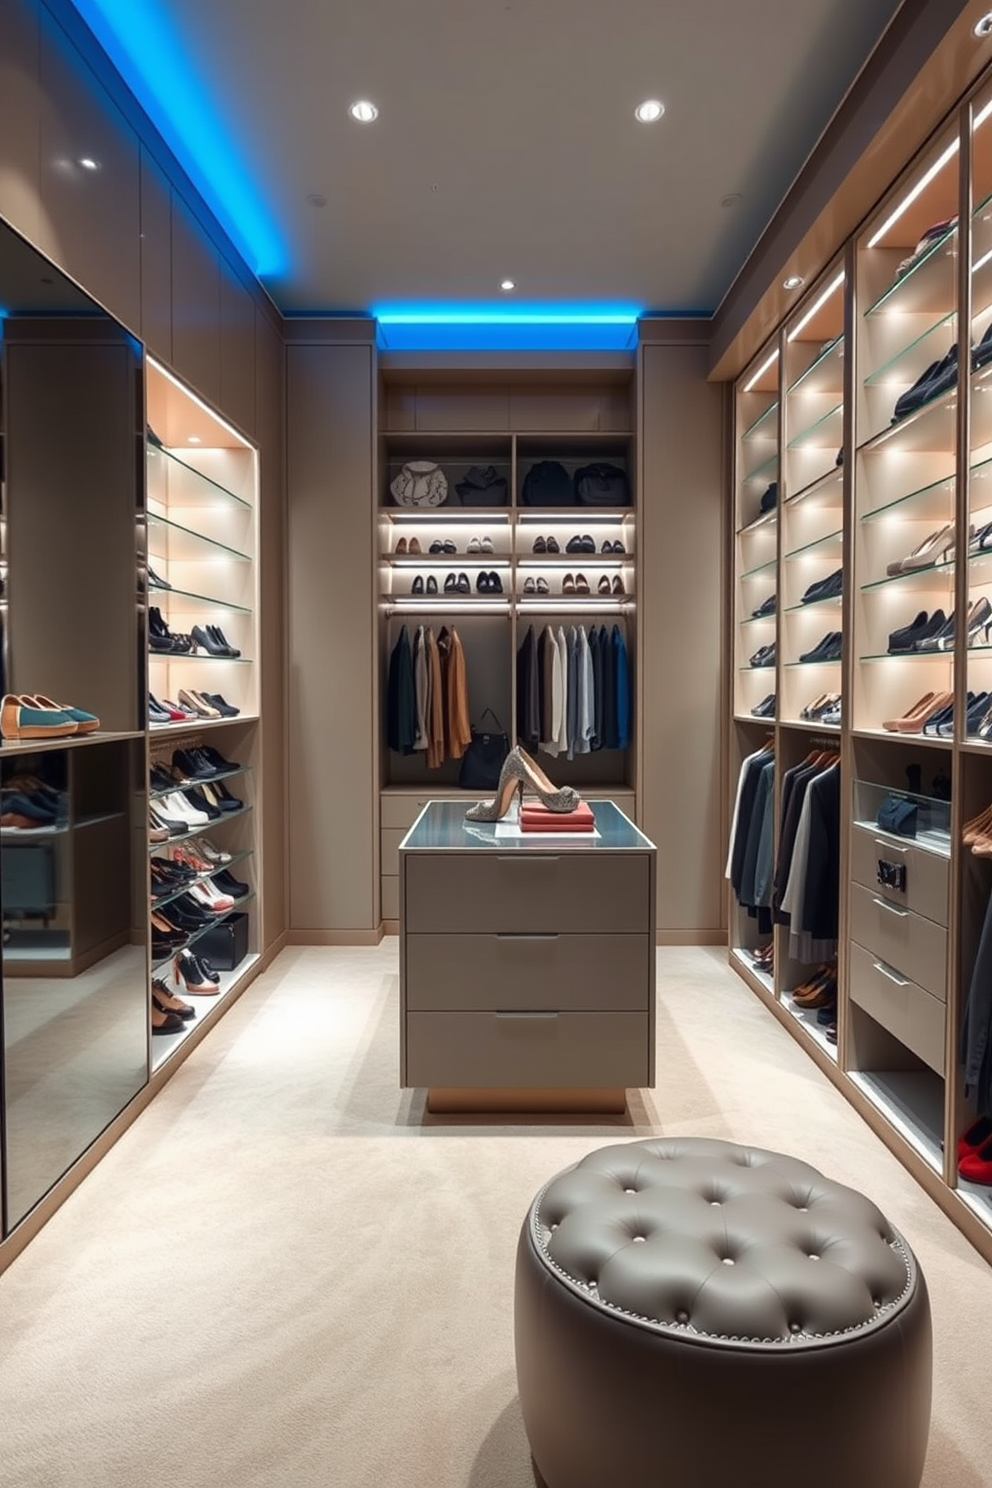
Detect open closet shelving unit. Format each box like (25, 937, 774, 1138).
(728, 69, 992, 1263)
(377, 369, 640, 930)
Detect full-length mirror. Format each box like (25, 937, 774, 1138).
(0, 217, 148, 1232)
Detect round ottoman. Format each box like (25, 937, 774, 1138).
(515, 1138, 931, 1488)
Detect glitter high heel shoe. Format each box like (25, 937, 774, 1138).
(465, 747, 528, 821)
(515, 746, 581, 813)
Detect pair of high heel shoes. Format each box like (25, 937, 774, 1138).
(465, 745, 580, 821)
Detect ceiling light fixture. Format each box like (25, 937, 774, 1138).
(500, 279, 515, 291)
(975, 11, 992, 36)
(787, 270, 845, 341)
(349, 100, 379, 123)
(78, 156, 100, 170)
(634, 99, 665, 123)
(743, 347, 779, 394)
(187, 435, 201, 443)
(783, 275, 804, 290)
(868, 137, 959, 246)
(721, 193, 742, 209)
(307, 193, 327, 209)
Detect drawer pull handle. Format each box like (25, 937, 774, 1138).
(871, 896, 909, 918)
(495, 1011, 559, 1020)
(873, 838, 908, 856)
(872, 959, 910, 988)
(497, 855, 561, 865)
(496, 933, 560, 942)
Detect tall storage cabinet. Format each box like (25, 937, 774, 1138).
(378, 370, 639, 928)
(728, 72, 992, 1263)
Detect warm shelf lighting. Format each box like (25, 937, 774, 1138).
(743, 347, 779, 393)
(349, 100, 379, 123)
(634, 99, 665, 123)
(787, 271, 845, 341)
(868, 139, 959, 247)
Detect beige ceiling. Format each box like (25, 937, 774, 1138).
(146, 0, 906, 315)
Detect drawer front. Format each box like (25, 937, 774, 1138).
(849, 940, 946, 1075)
(849, 882, 947, 1002)
(404, 1011, 649, 1088)
(850, 825, 949, 927)
(381, 828, 406, 878)
(405, 933, 651, 1011)
(381, 876, 399, 921)
(403, 852, 650, 934)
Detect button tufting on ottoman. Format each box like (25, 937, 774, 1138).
(514, 1138, 931, 1488)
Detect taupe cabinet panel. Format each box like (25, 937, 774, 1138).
(0, 0, 43, 244)
(405, 933, 652, 1012)
(287, 342, 377, 932)
(38, 17, 141, 335)
(220, 266, 257, 440)
(171, 199, 221, 408)
(404, 854, 651, 935)
(256, 312, 287, 946)
(406, 1012, 650, 1089)
(639, 341, 727, 936)
(139, 148, 172, 366)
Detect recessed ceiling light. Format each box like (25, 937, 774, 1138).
(187, 435, 201, 444)
(634, 99, 665, 123)
(500, 279, 515, 291)
(721, 193, 743, 209)
(783, 275, 805, 290)
(349, 100, 379, 123)
(78, 156, 100, 171)
(307, 193, 327, 209)
(974, 12, 992, 36)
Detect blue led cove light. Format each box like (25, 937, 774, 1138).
(374, 302, 641, 351)
(68, 0, 286, 278)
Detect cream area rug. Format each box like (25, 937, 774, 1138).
(0, 944, 988, 1487)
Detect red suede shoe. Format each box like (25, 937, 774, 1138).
(957, 1114, 992, 1163)
(959, 1135, 992, 1184)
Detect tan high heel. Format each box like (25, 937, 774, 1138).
(883, 691, 951, 733)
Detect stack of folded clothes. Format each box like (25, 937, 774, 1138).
(519, 800, 595, 833)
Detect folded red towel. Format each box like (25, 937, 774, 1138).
(520, 821, 594, 833)
(520, 802, 594, 824)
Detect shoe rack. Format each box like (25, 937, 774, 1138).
(377, 372, 638, 927)
(143, 359, 261, 1067)
(728, 68, 992, 1265)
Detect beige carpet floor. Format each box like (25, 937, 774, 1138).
(0, 944, 989, 1487)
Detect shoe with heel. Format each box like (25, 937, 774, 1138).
(464, 745, 580, 821)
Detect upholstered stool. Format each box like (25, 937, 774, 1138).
(515, 1138, 931, 1488)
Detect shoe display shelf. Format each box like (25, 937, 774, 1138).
(144, 359, 261, 1066)
(377, 375, 639, 927)
(145, 359, 258, 726)
(734, 336, 780, 725)
(779, 262, 847, 729)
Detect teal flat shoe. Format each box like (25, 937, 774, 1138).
(1, 695, 78, 740)
(26, 695, 100, 734)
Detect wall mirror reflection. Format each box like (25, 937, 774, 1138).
(0, 217, 149, 1234)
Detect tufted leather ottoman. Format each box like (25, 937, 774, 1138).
(515, 1138, 931, 1488)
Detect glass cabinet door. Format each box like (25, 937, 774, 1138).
(734, 341, 780, 724)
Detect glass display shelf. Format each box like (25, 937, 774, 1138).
(513, 508, 633, 521)
(860, 649, 952, 662)
(151, 891, 256, 974)
(384, 507, 513, 522)
(784, 467, 843, 508)
(852, 727, 951, 750)
(739, 663, 777, 673)
(862, 225, 958, 319)
(783, 658, 842, 667)
(148, 445, 252, 511)
(781, 998, 838, 1061)
(384, 554, 513, 566)
(150, 954, 262, 1071)
(147, 803, 253, 849)
(860, 560, 954, 594)
(148, 653, 253, 665)
(0, 730, 145, 755)
(740, 557, 778, 580)
(856, 385, 957, 455)
(740, 612, 778, 625)
(863, 310, 956, 387)
(737, 509, 778, 536)
(516, 554, 629, 566)
(149, 764, 252, 802)
(787, 336, 844, 397)
(780, 716, 841, 733)
(147, 512, 251, 564)
(400, 799, 653, 852)
(858, 470, 955, 525)
(786, 401, 844, 451)
(783, 528, 842, 561)
(853, 777, 951, 853)
(150, 849, 254, 912)
(734, 712, 777, 725)
(149, 581, 252, 615)
(149, 713, 257, 734)
(783, 594, 842, 614)
(742, 453, 779, 487)
(741, 400, 779, 442)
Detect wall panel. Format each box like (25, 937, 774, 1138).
(220, 262, 257, 439)
(139, 147, 171, 365)
(256, 309, 286, 946)
(170, 197, 221, 407)
(0, 0, 43, 245)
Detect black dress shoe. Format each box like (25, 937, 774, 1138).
(580, 534, 595, 553)
(488, 571, 503, 594)
(208, 624, 241, 657)
(566, 535, 584, 554)
(887, 609, 931, 654)
(191, 624, 233, 657)
(456, 573, 470, 594)
(546, 536, 560, 553)
(444, 574, 456, 593)
(204, 693, 240, 717)
(426, 575, 438, 595)
(532, 536, 547, 553)
(442, 540, 457, 554)
(799, 631, 842, 663)
(752, 593, 776, 618)
(476, 572, 491, 594)
(429, 540, 444, 554)
(411, 576, 424, 596)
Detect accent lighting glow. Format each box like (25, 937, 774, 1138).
(743, 347, 779, 394)
(975, 12, 992, 37)
(868, 139, 959, 247)
(783, 275, 805, 290)
(634, 100, 665, 123)
(787, 271, 845, 341)
(500, 279, 516, 291)
(68, 0, 287, 277)
(349, 100, 379, 123)
(78, 156, 100, 170)
(373, 303, 642, 352)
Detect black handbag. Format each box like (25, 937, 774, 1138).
(458, 709, 509, 790)
(574, 461, 630, 507)
(521, 460, 573, 507)
(876, 795, 918, 837)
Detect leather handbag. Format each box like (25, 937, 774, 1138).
(458, 708, 509, 790)
(876, 795, 918, 837)
(521, 460, 573, 507)
(574, 461, 630, 507)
